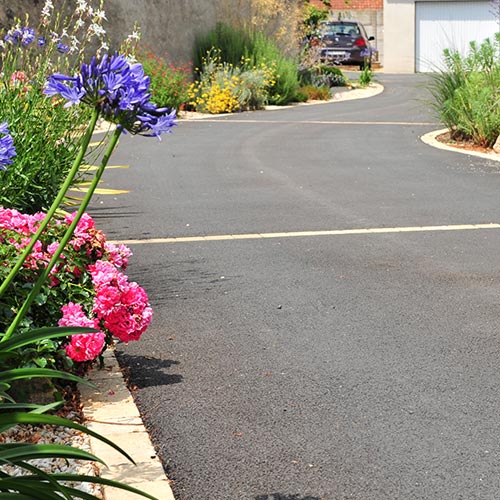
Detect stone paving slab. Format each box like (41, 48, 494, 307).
(79, 349, 175, 500)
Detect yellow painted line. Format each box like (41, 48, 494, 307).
(80, 164, 129, 171)
(109, 223, 500, 246)
(70, 187, 130, 195)
(193, 119, 437, 126)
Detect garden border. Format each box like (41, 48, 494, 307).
(421, 128, 500, 163)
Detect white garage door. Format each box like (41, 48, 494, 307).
(416, 1, 498, 72)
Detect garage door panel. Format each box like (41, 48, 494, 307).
(416, 2, 497, 72)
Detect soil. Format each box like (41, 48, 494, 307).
(436, 131, 495, 155)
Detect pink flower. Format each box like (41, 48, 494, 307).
(0, 207, 45, 235)
(90, 260, 153, 342)
(104, 241, 132, 269)
(59, 302, 105, 362)
(59, 302, 97, 329)
(65, 332, 106, 362)
(64, 212, 105, 256)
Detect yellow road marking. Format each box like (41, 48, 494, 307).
(80, 164, 129, 171)
(191, 119, 437, 126)
(70, 187, 130, 195)
(109, 223, 500, 245)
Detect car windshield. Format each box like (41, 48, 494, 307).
(320, 23, 360, 37)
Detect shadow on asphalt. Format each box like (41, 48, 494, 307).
(116, 352, 183, 388)
(255, 495, 321, 500)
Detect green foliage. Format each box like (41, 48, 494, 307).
(188, 49, 276, 113)
(429, 33, 500, 147)
(300, 65, 348, 88)
(0, 327, 161, 500)
(136, 46, 191, 111)
(194, 23, 253, 72)
(0, 83, 90, 214)
(358, 65, 373, 87)
(0, 2, 137, 214)
(193, 22, 300, 105)
(303, 4, 329, 37)
(298, 84, 331, 101)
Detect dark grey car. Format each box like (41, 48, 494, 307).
(317, 20, 375, 70)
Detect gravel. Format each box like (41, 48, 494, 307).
(0, 407, 103, 498)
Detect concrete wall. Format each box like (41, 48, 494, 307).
(383, 0, 415, 72)
(0, 0, 303, 65)
(0, 0, 222, 64)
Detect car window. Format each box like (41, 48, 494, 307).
(320, 23, 362, 37)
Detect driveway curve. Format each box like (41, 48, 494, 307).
(90, 74, 500, 500)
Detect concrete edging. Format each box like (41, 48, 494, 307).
(79, 349, 176, 500)
(421, 128, 500, 163)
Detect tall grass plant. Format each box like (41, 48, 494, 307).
(429, 33, 500, 147)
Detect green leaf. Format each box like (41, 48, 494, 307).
(0, 444, 103, 465)
(0, 326, 98, 352)
(0, 401, 62, 413)
(0, 368, 91, 387)
(0, 414, 135, 464)
(30, 474, 162, 500)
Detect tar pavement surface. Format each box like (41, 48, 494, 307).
(89, 74, 500, 500)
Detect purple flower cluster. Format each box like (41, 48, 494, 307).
(44, 53, 177, 138)
(4, 26, 36, 47)
(0, 122, 16, 171)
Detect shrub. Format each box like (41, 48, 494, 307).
(298, 84, 331, 101)
(300, 65, 348, 88)
(429, 33, 500, 147)
(188, 49, 276, 113)
(136, 46, 191, 111)
(194, 23, 300, 106)
(0, 208, 152, 370)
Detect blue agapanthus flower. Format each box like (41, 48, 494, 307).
(44, 53, 176, 139)
(56, 43, 69, 54)
(0, 122, 16, 171)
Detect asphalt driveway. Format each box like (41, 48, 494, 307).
(89, 74, 500, 500)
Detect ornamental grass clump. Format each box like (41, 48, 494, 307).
(429, 33, 500, 148)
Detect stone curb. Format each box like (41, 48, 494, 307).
(79, 349, 176, 500)
(421, 128, 500, 163)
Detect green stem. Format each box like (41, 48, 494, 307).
(0, 109, 99, 302)
(3, 125, 123, 341)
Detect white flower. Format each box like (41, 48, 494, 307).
(74, 19, 85, 30)
(94, 9, 107, 21)
(69, 36, 80, 53)
(127, 30, 141, 42)
(41, 0, 54, 18)
(76, 0, 88, 13)
(100, 41, 109, 51)
(88, 23, 106, 38)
